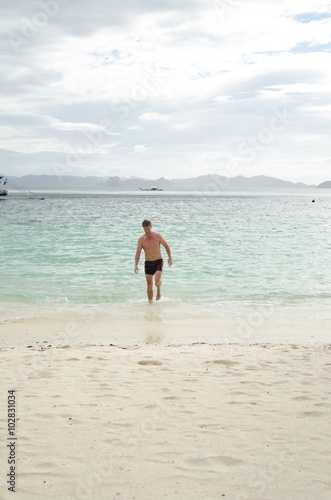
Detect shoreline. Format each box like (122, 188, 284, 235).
(1, 315, 330, 347)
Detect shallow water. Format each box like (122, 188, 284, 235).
(1, 191, 330, 333)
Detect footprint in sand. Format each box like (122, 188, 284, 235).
(206, 360, 238, 367)
(186, 455, 244, 468)
(299, 411, 326, 417)
(138, 360, 162, 366)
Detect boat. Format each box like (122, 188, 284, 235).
(0, 174, 45, 199)
(139, 186, 163, 191)
(0, 176, 8, 196)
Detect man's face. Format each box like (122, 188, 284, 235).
(143, 225, 152, 236)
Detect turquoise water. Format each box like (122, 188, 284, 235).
(1, 191, 330, 327)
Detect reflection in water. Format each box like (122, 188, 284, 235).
(144, 306, 163, 343)
(145, 333, 162, 344)
(144, 307, 162, 323)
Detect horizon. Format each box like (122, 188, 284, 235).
(1, 1, 331, 184)
(5, 172, 329, 185)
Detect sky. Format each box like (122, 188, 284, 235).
(1, 0, 331, 184)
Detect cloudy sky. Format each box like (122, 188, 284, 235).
(1, 0, 331, 183)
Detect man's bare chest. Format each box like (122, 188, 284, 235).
(142, 237, 159, 250)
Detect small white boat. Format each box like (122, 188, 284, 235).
(139, 186, 163, 191)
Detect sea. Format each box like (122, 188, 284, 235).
(1, 190, 330, 342)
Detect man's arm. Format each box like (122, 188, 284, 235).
(135, 238, 143, 274)
(159, 234, 172, 267)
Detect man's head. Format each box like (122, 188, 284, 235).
(142, 219, 152, 235)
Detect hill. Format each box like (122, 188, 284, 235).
(5, 174, 317, 191)
(317, 181, 331, 188)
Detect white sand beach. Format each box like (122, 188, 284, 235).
(0, 319, 331, 500)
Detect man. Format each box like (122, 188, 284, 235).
(134, 220, 172, 302)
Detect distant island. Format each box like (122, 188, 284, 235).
(4, 173, 330, 191)
(317, 180, 331, 189)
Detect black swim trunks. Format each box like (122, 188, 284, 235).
(145, 259, 163, 275)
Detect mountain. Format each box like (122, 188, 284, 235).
(5, 173, 318, 191)
(221, 175, 310, 189)
(169, 174, 230, 190)
(103, 176, 176, 190)
(101, 174, 314, 190)
(170, 174, 311, 190)
(7, 175, 108, 189)
(317, 180, 331, 188)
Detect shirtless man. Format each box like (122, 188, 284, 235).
(134, 220, 172, 302)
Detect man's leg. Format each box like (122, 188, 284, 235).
(155, 271, 162, 301)
(145, 274, 154, 302)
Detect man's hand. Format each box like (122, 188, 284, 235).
(134, 266, 139, 274)
(168, 257, 173, 267)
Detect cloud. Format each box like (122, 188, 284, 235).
(51, 121, 104, 131)
(133, 144, 148, 154)
(139, 112, 170, 122)
(0, 0, 331, 183)
(50, 121, 120, 133)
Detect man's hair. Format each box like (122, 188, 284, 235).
(142, 219, 152, 227)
